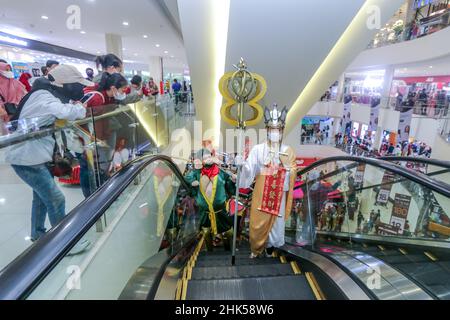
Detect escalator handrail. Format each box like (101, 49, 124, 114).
(0, 154, 190, 300)
(296, 156, 450, 198)
(378, 156, 450, 169)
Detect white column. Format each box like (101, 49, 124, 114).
(381, 65, 395, 109)
(105, 33, 123, 60)
(336, 73, 346, 103)
(373, 128, 383, 151)
(148, 56, 163, 83)
(373, 65, 395, 150)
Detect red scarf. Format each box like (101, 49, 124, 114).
(201, 164, 219, 178)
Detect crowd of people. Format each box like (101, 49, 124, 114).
(396, 88, 450, 118)
(0, 53, 192, 253)
(301, 124, 332, 145)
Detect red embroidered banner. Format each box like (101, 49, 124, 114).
(258, 167, 286, 216)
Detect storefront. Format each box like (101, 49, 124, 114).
(344, 70, 385, 105)
(411, 0, 450, 38)
(0, 44, 95, 80)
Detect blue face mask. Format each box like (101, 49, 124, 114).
(114, 92, 126, 101)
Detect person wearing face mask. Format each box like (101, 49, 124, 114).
(0, 62, 27, 123)
(236, 104, 297, 258)
(185, 147, 236, 251)
(82, 72, 129, 188)
(5, 64, 90, 243)
(123, 75, 149, 103)
(85, 68, 94, 82)
(93, 54, 123, 84)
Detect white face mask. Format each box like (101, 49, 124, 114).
(114, 92, 126, 101)
(268, 131, 281, 143)
(1, 71, 14, 79)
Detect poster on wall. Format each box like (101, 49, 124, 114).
(390, 193, 411, 234)
(369, 99, 381, 132)
(11, 62, 29, 79)
(341, 96, 352, 134)
(354, 163, 366, 187)
(397, 108, 413, 143)
(29, 62, 43, 78)
(376, 170, 395, 205)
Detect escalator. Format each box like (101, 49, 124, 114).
(291, 156, 450, 300)
(0, 154, 333, 300)
(0, 154, 449, 300)
(179, 241, 321, 300)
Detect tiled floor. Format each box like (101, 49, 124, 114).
(0, 158, 85, 271)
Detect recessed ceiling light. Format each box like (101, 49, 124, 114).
(122, 21, 129, 26)
(143, 35, 148, 38)
(164, 50, 168, 54)
(155, 44, 160, 47)
(97, 51, 100, 54)
(429, 66, 433, 68)
(170, 55, 174, 58)
(134, 53, 138, 56)
(79, 46, 83, 49)
(41, 15, 49, 20)
(123, 48, 126, 51)
(80, 31, 86, 34)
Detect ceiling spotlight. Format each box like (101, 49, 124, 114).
(41, 15, 49, 20)
(97, 51, 100, 54)
(143, 35, 148, 38)
(164, 50, 168, 54)
(429, 66, 433, 68)
(170, 55, 174, 58)
(122, 21, 129, 26)
(80, 31, 86, 34)
(155, 44, 160, 48)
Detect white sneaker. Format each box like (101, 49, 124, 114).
(67, 240, 90, 256)
(249, 252, 259, 259)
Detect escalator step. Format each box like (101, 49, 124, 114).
(374, 253, 431, 264)
(195, 257, 277, 267)
(198, 250, 251, 257)
(185, 275, 315, 300)
(191, 263, 294, 280)
(197, 254, 256, 262)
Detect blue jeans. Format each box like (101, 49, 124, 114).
(12, 164, 66, 240)
(76, 153, 93, 198)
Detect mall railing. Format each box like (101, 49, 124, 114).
(367, 9, 450, 50)
(0, 154, 197, 300)
(0, 93, 192, 272)
(288, 156, 450, 251)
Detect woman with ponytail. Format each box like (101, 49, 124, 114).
(78, 72, 129, 196)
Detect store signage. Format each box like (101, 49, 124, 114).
(377, 171, 395, 205)
(377, 222, 400, 235)
(390, 193, 411, 234)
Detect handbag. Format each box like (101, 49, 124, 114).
(47, 133, 74, 178)
(0, 94, 18, 116)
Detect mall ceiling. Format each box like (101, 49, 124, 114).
(0, 0, 187, 70)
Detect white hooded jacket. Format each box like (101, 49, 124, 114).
(6, 89, 86, 166)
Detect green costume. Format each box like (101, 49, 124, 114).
(185, 168, 236, 251)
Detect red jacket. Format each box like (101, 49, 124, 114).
(124, 85, 149, 97)
(83, 85, 116, 141)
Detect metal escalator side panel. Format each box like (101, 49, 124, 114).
(328, 249, 433, 300)
(282, 244, 371, 300)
